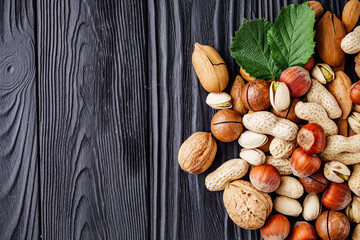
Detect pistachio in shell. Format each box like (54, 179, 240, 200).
(270, 81, 291, 112)
(238, 130, 268, 149)
(311, 63, 335, 84)
(206, 92, 232, 110)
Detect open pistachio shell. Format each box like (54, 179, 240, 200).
(206, 92, 232, 109)
(270, 81, 291, 112)
(311, 63, 335, 84)
(239, 149, 266, 166)
(238, 131, 268, 149)
(346, 196, 360, 223)
(348, 112, 360, 134)
(324, 161, 351, 183)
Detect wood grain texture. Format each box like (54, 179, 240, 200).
(0, 0, 39, 239)
(37, 0, 149, 239)
(148, 0, 358, 239)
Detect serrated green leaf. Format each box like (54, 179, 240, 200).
(267, 3, 315, 71)
(230, 19, 280, 80)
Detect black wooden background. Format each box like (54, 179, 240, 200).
(0, 0, 358, 239)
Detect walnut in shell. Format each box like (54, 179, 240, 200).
(178, 132, 217, 174)
(223, 180, 272, 230)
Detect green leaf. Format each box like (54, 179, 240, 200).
(267, 3, 315, 71)
(230, 19, 280, 80)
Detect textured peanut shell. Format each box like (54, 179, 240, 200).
(329, 71, 353, 120)
(269, 138, 296, 159)
(316, 12, 346, 67)
(307, 79, 342, 119)
(223, 180, 272, 230)
(295, 101, 338, 136)
(320, 152, 360, 165)
(243, 112, 298, 141)
(353, 224, 360, 239)
(275, 176, 304, 199)
(230, 75, 247, 115)
(342, 0, 360, 33)
(205, 159, 249, 191)
(322, 134, 360, 155)
(349, 164, 360, 197)
(265, 156, 292, 175)
(192, 43, 228, 93)
(178, 132, 217, 174)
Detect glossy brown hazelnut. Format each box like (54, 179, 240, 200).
(271, 98, 301, 123)
(315, 210, 350, 240)
(299, 169, 329, 193)
(240, 80, 271, 111)
(210, 109, 243, 142)
(280, 67, 311, 97)
(322, 182, 352, 210)
(290, 221, 317, 240)
(290, 148, 321, 177)
(260, 214, 290, 240)
(297, 123, 326, 154)
(351, 81, 360, 105)
(249, 164, 281, 193)
(303, 56, 315, 71)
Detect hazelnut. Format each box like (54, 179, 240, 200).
(351, 81, 360, 105)
(290, 221, 317, 240)
(178, 132, 217, 174)
(303, 56, 315, 71)
(322, 182, 352, 210)
(240, 80, 271, 111)
(280, 67, 311, 97)
(260, 214, 290, 240)
(299, 169, 329, 193)
(315, 210, 350, 240)
(297, 123, 326, 154)
(290, 147, 321, 177)
(271, 98, 301, 123)
(249, 164, 281, 193)
(211, 109, 243, 142)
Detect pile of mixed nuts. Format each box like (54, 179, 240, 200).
(178, 1, 360, 239)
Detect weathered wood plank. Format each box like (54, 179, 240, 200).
(37, 0, 149, 239)
(148, 0, 356, 239)
(0, 0, 39, 239)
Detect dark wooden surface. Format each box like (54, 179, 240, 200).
(0, 0, 358, 239)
